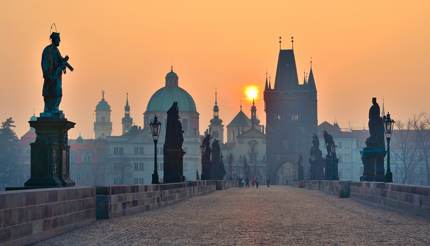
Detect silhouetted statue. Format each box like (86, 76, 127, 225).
(210, 139, 226, 180)
(41, 32, 73, 118)
(361, 97, 386, 181)
(309, 134, 324, 180)
(16, 29, 76, 189)
(163, 102, 185, 183)
(323, 131, 339, 180)
(200, 133, 211, 180)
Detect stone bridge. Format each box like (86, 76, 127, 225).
(1, 181, 430, 245)
(38, 185, 430, 245)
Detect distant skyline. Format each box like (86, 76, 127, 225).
(1, 1, 429, 138)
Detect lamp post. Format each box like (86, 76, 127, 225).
(384, 112, 395, 183)
(150, 115, 161, 184)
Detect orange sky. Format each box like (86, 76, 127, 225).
(1, 1, 429, 138)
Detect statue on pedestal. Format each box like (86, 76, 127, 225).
(163, 102, 185, 183)
(323, 131, 339, 180)
(22, 29, 76, 188)
(309, 134, 324, 180)
(361, 97, 386, 181)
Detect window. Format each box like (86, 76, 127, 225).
(134, 145, 144, 155)
(291, 113, 299, 121)
(114, 147, 124, 155)
(134, 162, 144, 171)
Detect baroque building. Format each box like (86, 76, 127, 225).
(86, 68, 201, 185)
(121, 93, 133, 135)
(264, 45, 318, 183)
(94, 91, 112, 139)
(208, 91, 224, 144)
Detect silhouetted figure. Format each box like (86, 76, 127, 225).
(163, 102, 185, 183)
(361, 97, 386, 181)
(41, 31, 73, 118)
(266, 178, 270, 187)
(309, 134, 325, 179)
(210, 139, 226, 180)
(200, 133, 211, 180)
(323, 131, 339, 180)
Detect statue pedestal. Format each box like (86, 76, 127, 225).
(24, 117, 75, 188)
(360, 147, 386, 182)
(325, 156, 339, 180)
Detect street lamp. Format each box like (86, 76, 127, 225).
(150, 115, 161, 184)
(384, 112, 395, 183)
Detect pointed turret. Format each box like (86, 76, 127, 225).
(307, 66, 316, 92)
(122, 93, 133, 135)
(274, 49, 299, 90)
(250, 99, 260, 128)
(264, 73, 269, 91)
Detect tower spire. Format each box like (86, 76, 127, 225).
(102, 90, 105, 100)
(215, 89, 218, 106)
(265, 72, 269, 90)
(279, 36, 282, 50)
(291, 36, 294, 49)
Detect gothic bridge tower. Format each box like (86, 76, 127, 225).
(264, 38, 318, 183)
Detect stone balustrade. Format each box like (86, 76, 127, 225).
(0, 187, 95, 246)
(297, 180, 430, 218)
(96, 180, 231, 219)
(0, 181, 237, 245)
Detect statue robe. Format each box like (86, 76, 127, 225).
(41, 44, 63, 98)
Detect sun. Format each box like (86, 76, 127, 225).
(244, 85, 259, 101)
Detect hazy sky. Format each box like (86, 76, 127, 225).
(1, 1, 429, 138)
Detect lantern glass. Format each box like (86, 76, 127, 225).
(150, 116, 161, 141)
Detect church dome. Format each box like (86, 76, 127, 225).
(146, 69, 197, 113)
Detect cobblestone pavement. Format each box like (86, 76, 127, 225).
(38, 186, 430, 246)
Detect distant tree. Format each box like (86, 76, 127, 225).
(395, 119, 420, 184)
(0, 118, 22, 188)
(412, 114, 430, 185)
(210, 139, 225, 180)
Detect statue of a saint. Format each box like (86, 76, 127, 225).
(323, 130, 336, 158)
(366, 97, 385, 147)
(41, 32, 73, 117)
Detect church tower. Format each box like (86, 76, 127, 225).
(208, 91, 224, 143)
(94, 91, 112, 139)
(121, 93, 133, 135)
(264, 38, 318, 183)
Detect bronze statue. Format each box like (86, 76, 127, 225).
(41, 31, 73, 117)
(309, 134, 324, 180)
(323, 131, 339, 180)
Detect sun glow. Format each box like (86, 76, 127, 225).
(245, 85, 259, 101)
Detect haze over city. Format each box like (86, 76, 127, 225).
(1, 0, 429, 138)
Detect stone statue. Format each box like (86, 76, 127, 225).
(309, 134, 324, 180)
(323, 131, 339, 180)
(41, 32, 73, 118)
(361, 97, 386, 181)
(323, 130, 336, 158)
(163, 102, 185, 183)
(366, 97, 385, 147)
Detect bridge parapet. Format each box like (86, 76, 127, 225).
(0, 186, 95, 245)
(297, 180, 430, 218)
(96, 180, 234, 219)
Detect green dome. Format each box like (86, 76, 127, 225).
(147, 86, 197, 112)
(146, 69, 197, 112)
